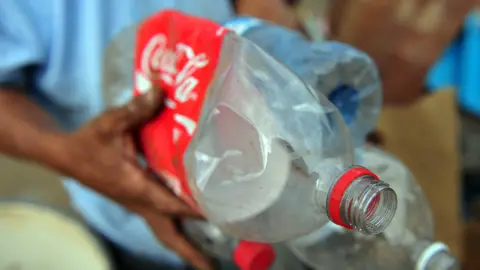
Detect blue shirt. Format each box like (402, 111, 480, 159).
(0, 0, 233, 265)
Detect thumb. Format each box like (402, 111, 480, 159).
(124, 87, 165, 128)
(97, 87, 165, 135)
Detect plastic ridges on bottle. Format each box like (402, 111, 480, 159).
(415, 242, 449, 270)
(223, 16, 263, 35)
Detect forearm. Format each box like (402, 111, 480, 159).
(0, 88, 68, 169)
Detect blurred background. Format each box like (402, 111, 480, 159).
(1, 0, 480, 269)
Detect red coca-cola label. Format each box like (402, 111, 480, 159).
(133, 10, 230, 207)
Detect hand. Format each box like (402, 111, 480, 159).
(57, 88, 213, 270)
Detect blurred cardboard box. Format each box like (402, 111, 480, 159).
(464, 221, 480, 269)
(328, 0, 475, 104)
(376, 90, 462, 258)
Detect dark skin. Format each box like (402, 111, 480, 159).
(0, 87, 213, 270)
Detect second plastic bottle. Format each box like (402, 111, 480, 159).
(289, 146, 459, 270)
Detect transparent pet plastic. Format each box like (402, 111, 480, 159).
(288, 146, 459, 270)
(102, 15, 397, 243)
(183, 33, 396, 242)
(184, 219, 236, 260)
(102, 25, 137, 108)
(239, 22, 382, 146)
(183, 220, 306, 270)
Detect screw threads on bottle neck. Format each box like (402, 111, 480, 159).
(339, 175, 397, 234)
(327, 166, 397, 234)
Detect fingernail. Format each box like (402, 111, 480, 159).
(138, 87, 160, 105)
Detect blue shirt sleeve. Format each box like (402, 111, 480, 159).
(0, 0, 48, 87)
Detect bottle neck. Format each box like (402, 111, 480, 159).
(415, 242, 459, 270)
(326, 166, 397, 234)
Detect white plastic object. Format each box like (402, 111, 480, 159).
(0, 202, 110, 270)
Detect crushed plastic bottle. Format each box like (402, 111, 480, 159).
(288, 146, 460, 270)
(183, 219, 306, 270)
(224, 18, 382, 147)
(102, 10, 397, 244)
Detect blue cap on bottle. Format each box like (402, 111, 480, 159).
(328, 84, 360, 125)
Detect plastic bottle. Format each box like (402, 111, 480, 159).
(183, 220, 306, 270)
(224, 18, 382, 147)
(103, 10, 397, 244)
(288, 146, 459, 270)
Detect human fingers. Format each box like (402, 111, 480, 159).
(143, 177, 203, 218)
(164, 231, 214, 270)
(94, 87, 165, 138)
(124, 165, 203, 218)
(143, 213, 214, 270)
(122, 134, 139, 161)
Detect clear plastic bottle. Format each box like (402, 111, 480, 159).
(288, 146, 460, 270)
(224, 18, 382, 147)
(183, 219, 306, 270)
(103, 10, 397, 243)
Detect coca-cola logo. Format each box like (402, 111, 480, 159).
(133, 11, 230, 207)
(141, 34, 176, 85)
(137, 33, 211, 144)
(138, 33, 210, 105)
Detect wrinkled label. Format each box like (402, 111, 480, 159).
(133, 10, 229, 206)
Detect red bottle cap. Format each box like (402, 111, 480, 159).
(328, 166, 380, 229)
(233, 240, 275, 270)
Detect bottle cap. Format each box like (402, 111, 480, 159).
(233, 240, 275, 270)
(328, 84, 360, 125)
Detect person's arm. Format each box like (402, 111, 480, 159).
(0, 89, 68, 170)
(0, 4, 213, 267)
(0, 88, 213, 269)
(0, 1, 191, 212)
